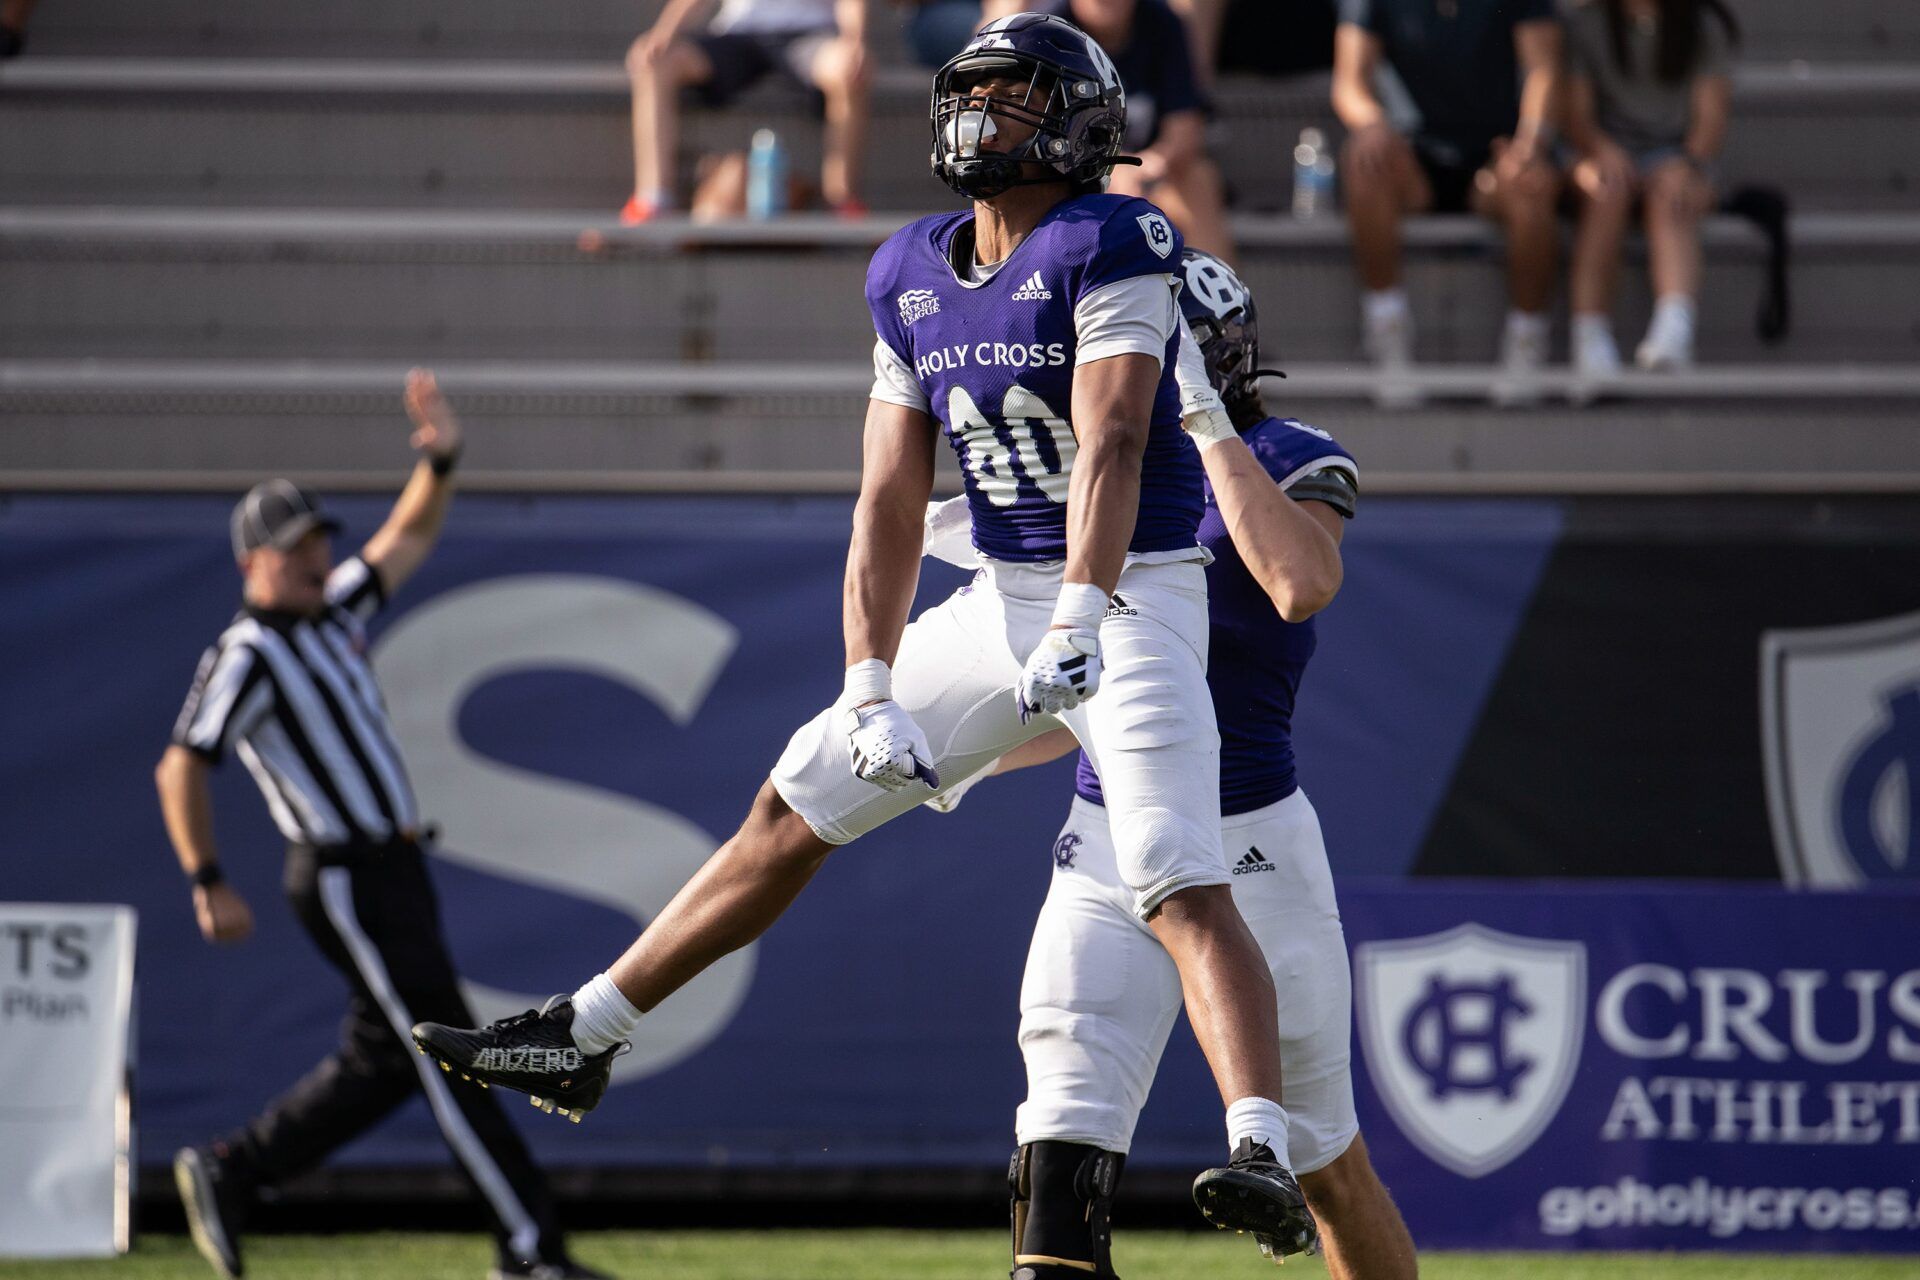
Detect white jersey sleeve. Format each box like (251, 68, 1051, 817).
(1073, 273, 1178, 367)
(869, 336, 931, 413)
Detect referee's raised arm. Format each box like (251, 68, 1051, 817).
(356, 368, 464, 598)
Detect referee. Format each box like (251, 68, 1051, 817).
(153, 372, 606, 1280)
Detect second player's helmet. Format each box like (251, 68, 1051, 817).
(930, 12, 1128, 201)
(1178, 248, 1281, 419)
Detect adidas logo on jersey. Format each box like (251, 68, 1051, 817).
(1105, 593, 1139, 618)
(1010, 271, 1053, 301)
(1232, 846, 1277, 876)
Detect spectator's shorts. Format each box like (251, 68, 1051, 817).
(689, 29, 834, 108)
(1411, 134, 1491, 213)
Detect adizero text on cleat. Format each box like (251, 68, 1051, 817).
(413, 996, 624, 1119)
(1192, 1139, 1319, 1262)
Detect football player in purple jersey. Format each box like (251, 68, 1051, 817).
(927, 250, 1419, 1277)
(413, 14, 1313, 1252)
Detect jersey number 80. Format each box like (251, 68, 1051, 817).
(948, 385, 1078, 508)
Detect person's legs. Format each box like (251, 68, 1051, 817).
(1472, 140, 1561, 315)
(313, 856, 564, 1265)
(1473, 141, 1561, 402)
(1569, 162, 1633, 318)
(1300, 1135, 1419, 1280)
(804, 34, 871, 211)
(1569, 154, 1637, 378)
(1341, 129, 1429, 295)
(1638, 155, 1710, 369)
(604, 781, 831, 1010)
(1063, 561, 1288, 1141)
(1013, 804, 1182, 1277)
(1232, 792, 1415, 1278)
(625, 37, 715, 213)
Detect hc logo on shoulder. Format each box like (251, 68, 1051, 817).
(1762, 609, 1920, 887)
(1355, 923, 1585, 1178)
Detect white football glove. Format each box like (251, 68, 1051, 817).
(1017, 627, 1103, 721)
(846, 699, 940, 793)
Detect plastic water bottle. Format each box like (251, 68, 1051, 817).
(1292, 127, 1336, 219)
(747, 128, 787, 220)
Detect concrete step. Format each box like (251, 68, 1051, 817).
(2, 208, 1912, 365)
(19, 0, 1917, 63)
(5, 358, 1917, 491)
(1, 61, 1914, 211)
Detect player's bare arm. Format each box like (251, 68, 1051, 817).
(845, 399, 939, 669)
(1062, 351, 1158, 600)
(1196, 436, 1346, 622)
(357, 368, 463, 596)
(843, 398, 943, 793)
(154, 745, 254, 944)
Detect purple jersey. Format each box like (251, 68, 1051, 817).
(866, 193, 1203, 562)
(1077, 417, 1357, 815)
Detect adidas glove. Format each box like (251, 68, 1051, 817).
(843, 659, 940, 793)
(1016, 583, 1107, 721)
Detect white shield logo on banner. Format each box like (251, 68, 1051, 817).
(1761, 609, 1920, 888)
(1355, 923, 1585, 1179)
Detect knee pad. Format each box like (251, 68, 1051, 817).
(1009, 1140, 1126, 1279)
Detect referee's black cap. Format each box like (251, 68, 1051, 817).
(231, 479, 343, 561)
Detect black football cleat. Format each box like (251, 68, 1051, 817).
(411, 996, 622, 1123)
(1192, 1138, 1319, 1264)
(175, 1146, 248, 1278)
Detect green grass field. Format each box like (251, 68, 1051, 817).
(3, 1232, 1913, 1280)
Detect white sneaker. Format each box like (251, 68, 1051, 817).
(1636, 298, 1696, 371)
(1493, 312, 1549, 407)
(1570, 316, 1622, 406)
(1364, 308, 1422, 409)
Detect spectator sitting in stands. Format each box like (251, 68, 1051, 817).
(1332, 0, 1563, 405)
(623, 0, 871, 223)
(2, 0, 38, 57)
(1565, 0, 1736, 376)
(898, 0, 984, 68)
(1011, 0, 1236, 259)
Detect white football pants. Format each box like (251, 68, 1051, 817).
(1015, 790, 1359, 1173)
(771, 554, 1230, 916)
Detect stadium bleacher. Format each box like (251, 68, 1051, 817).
(2, 0, 1916, 490)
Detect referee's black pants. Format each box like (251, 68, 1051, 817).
(215, 840, 564, 1266)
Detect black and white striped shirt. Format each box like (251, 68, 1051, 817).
(172, 556, 420, 847)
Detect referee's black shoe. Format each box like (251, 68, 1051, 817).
(1192, 1138, 1319, 1262)
(411, 996, 623, 1123)
(490, 1258, 615, 1279)
(174, 1145, 248, 1278)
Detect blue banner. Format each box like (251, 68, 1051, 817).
(1344, 882, 1920, 1253)
(20, 492, 1914, 1253)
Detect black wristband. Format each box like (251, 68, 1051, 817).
(430, 448, 461, 478)
(190, 863, 227, 889)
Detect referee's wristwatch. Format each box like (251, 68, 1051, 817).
(189, 863, 226, 889)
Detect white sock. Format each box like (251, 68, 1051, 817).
(1505, 308, 1550, 341)
(642, 188, 675, 210)
(569, 972, 640, 1055)
(1226, 1096, 1292, 1162)
(1651, 293, 1696, 337)
(1363, 287, 1409, 327)
(1572, 312, 1613, 344)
